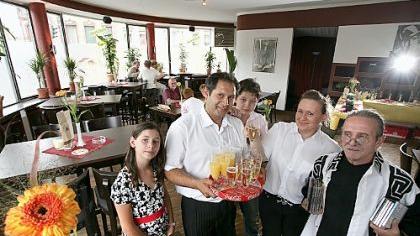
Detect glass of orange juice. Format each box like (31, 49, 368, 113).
(210, 161, 221, 180)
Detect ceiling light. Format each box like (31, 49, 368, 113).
(202, 0, 207, 6)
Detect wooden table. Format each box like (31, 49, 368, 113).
(149, 106, 181, 125)
(38, 95, 122, 115)
(38, 95, 122, 108)
(2, 98, 47, 140)
(0, 125, 137, 180)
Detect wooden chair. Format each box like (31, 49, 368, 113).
(31, 124, 61, 139)
(82, 116, 123, 132)
(400, 143, 414, 174)
(42, 107, 67, 124)
(268, 90, 281, 123)
(87, 86, 106, 96)
(67, 170, 101, 236)
(92, 168, 120, 236)
(78, 103, 105, 121)
(256, 90, 281, 123)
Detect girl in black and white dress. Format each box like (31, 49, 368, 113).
(111, 122, 175, 236)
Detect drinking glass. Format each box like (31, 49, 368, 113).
(226, 166, 237, 187)
(241, 164, 252, 186)
(210, 161, 220, 180)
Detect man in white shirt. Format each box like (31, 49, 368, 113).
(255, 90, 341, 236)
(138, 60, 163, 83)
(180, 87, 203, 115)
(165, 73, 246, 236)
(138, 60, 165, 93)
(301, 109, 419, 236)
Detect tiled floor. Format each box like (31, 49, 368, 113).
(76, 111, 419, 236)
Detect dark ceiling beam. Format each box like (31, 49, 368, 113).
(237, 1, 420, 30)
(42, 0, 235, 28)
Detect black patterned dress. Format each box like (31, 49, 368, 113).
(110, 167, 168, 236)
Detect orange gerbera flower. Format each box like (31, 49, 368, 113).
(5, 183, 80, 236)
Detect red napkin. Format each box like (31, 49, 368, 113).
(43, 135, 113, 158)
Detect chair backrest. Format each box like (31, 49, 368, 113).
(270, 90, 281, 109)
(78, 103, 105, 121)
(82, 116, 123, 132)
(42, 107, 68, 124)
(87, 86, 106, 96)
(400, 142, 414, 173)
(67, 170, 101, 234)
(92, 168, 118, 216)
(27, 108, 45, 127)
(32, 124, 61, 139)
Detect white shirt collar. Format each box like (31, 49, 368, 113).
(200, 106, 232, 129)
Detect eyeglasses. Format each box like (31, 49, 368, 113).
(341, 133, 369, 146)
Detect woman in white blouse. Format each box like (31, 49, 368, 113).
(256, 90, 341, 236)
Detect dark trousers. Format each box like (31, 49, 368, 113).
(238, 198, 259, 236)
(259, 190, 309, 236)
(181, 196, 236, 236)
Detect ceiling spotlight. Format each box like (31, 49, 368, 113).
(202, 0, 207, 6)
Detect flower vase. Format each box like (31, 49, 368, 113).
(75, 122, 85, 147)
(81, 89, 86, 100)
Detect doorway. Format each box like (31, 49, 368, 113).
(286, 27, 338, 110)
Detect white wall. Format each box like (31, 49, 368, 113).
(235, 28, 294, 110)
(333, 22, 420, 63)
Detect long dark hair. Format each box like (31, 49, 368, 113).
(124, 122, 166, 186)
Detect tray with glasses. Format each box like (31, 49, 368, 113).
(209, 151, 264, 202)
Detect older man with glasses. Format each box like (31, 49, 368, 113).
(300, 109, 419, 236)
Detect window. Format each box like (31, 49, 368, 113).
(128, 25, 147, 63)
(84, 25, 96, 44)
(170, 27, 217, 74)
(0, 2, 39, 99)
(64, 15, 106, 85)
(64, 15, 129, 84)
(65, 25, 78, 44)
(47, 13, 69, 88)
(155, 27, 170, 74)
(110, 22, 128, 78)
(0, 42, 18, 105)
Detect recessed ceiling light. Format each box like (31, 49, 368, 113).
(202, 0, 207, 6)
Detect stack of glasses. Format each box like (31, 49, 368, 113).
(369, 198, 408, 229)
(306, 177, 325, 215)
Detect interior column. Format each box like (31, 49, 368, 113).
(28, 2, 61, 94)
(146, 23, 156, 60)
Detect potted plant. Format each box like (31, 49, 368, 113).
(225, 48, 237, 75)
(97, 33, 119, 82)
(64, 57, 77, 92)
(124, 48, 141, 69)
(205, 47, 216, 76)
(179, 43, 187, 73)
(29, 51, 49, 99)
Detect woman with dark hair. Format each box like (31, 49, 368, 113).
(254, 90, 341, 236)
(111, 122, 175, 236)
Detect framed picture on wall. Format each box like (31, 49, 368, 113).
(252, 38, 278, 73)
(392, 24, 420, 57)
